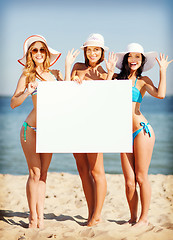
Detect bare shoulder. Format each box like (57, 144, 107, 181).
(140, 75, 153, 84)
(19, 72, 26, 79)
(73, 62, 87, 70)
(50, 69, 63, 81)
(50, 69, 59, 77)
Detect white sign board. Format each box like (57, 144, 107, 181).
(36, 80, 132, 153)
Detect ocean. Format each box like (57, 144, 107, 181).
(0, 96, 173, 175)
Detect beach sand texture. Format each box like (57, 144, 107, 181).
(0, 172, 173, 240)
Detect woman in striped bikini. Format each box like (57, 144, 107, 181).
(10, 35, 63, 229)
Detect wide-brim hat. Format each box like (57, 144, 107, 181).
(116, 43, 157, 72)
(18, 34, 61, 66)
(80, 33, 109, 51)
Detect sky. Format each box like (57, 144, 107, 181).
(0, 0, 173, 96)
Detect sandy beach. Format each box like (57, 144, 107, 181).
(0, 172, 173, 240)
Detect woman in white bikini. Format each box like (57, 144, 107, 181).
(65, 33, 117, 226)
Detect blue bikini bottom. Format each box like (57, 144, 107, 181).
(133, 122, 151, 144)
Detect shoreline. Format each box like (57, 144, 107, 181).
(0, 172, 173, 240)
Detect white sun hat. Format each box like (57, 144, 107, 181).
(80, 33, 109, 51)
(116, 43, 157, 72)
(18, 34, 61, 66)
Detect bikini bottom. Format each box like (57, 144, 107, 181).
(133, 122, 151, 145)
(23, 121, 36, 142)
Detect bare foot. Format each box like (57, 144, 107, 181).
(86, 214, 93, 226)
(132, 219, 149, 228)
(28, 216, 37, 228)
(37, 218, 44, 229)
(124, 219, 137, 226)
(87, 217, 101, 227)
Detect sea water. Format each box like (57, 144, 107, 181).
(0, 96, 173, 175)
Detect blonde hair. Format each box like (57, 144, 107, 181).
(23, 42, 50, 87)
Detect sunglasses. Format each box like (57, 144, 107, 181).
(31, 48, 46, 54)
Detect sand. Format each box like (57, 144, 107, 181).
(0, 172, 173, 240)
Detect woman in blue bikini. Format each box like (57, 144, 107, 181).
(10, 35, 65, 228)
(107, 43, 173, 227)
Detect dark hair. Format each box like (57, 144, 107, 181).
(84, 47, 105, 67)
(117, 53, 146, 79)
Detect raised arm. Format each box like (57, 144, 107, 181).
(10, 74, 37, 109)
(145, 53, 173, 99)
(105, 52, 118, 80)
(64, 48, 80, 81)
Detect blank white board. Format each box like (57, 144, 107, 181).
(36, 80, 132, 153)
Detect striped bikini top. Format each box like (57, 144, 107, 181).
(132, 78, 142, 103)
(31, 78, 41, 96)
(31, 72, 57, 95)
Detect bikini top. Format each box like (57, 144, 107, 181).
(31, 78, 41, 95)
(31, 72, 57, 95)
(132, 78, 142, 103)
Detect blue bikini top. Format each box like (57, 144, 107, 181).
(132, 78, 142, 103)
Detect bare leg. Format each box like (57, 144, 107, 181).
(36, 153, 52, 228)
(21, 126, 40, 228)
(87, 153, 107, 226)
(133, 127, 155, 227)
(73, 153, 94, 222)
(26, 171, 40, 228)
(121, 153, 138, 224)
(20, 126, 52, 228)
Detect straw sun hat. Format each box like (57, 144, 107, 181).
(116, 43, 157, 72)
(18, 35, 61, 66)
(80, 33, 109, 51)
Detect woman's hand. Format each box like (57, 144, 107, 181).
(10, 76, 38, 109)
(156, 53, 173, 70)
(27, 81, 38, 95)
(105, 52, 117, 74)
(65, 48, 80, 67)
(71, 75, 83, 84)
(65, 49, 80, 81)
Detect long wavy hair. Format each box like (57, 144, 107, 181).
(117, 53, 146, 80)
(84, 47, 105, 67)
(23, 42, 50, 87)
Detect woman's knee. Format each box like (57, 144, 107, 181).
(91, 168, 105, 182)
(29, 169, 41, 182)
(136, 173, 148, 186)
(40, 171, 48, 182)
(125, 178, 136, 192)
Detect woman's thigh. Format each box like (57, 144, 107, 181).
(134, 127, 155, 174)
(20, 126, 41, 170)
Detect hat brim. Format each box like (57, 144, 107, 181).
(18, 48, 61, 67)
(116, 51, 157, 72)
(80, 44, 109, 52)
(18, 35, 61, 66)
